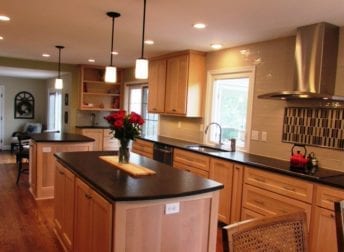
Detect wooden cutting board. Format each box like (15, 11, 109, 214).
(99, 155, 156, 177)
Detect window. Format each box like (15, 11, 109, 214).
(206, 67, 255, 151)
(47, 91, 62, 132)
(127, 84, 158, 136)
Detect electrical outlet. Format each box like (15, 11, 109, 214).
(251, 130, 259, 141)
(165, 202, 180, 215)
(261, 131, 267, 142)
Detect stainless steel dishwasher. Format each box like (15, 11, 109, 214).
(153, 143, 173, 165)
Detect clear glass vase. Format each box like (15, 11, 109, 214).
(118, 140, 130, 164)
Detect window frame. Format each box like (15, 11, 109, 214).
(204, 66, 255, 152)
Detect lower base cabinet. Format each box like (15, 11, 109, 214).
(74, 178, 112, 252)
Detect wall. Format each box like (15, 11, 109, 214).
(0, 76, 47, 146)
(159, 27, 344, 171)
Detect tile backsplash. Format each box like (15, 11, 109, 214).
(282, 107, 344, 150)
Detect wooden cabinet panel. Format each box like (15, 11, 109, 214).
(310, 207, 337, 252)
(131, 139, 154, 159)
(103, 129, 119, 151)
(242, 184, 312, 226)
(315, 184, 344, 210)
(209, 158, 234, 224)
(241, 208, 264, 220)
(244, 167, 313, 203)
(148, 59, 166, 113)
(173, 148, 210, 172)
(54, 161, 75, 251)
(174, 161, 209, 178)
(230, 163, 244, 223)
(77, 128, 103, 151)
(74, 178, 112, 252)
(80, 65, 122, 111)
(148, 50, 205, 117)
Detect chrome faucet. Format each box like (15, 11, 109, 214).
(90, 113, 96, 126)
(204, 122, 223, 145)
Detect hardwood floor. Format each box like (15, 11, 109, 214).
(0, 150, 225, 251)
(0, 151, 63, 252)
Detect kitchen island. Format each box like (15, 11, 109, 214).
(29, 132, 94, 200)
(54, 151, 223, 252)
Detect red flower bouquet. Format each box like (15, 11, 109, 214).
(104, 110, 144, 163)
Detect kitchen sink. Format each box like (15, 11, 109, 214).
(185, 145, 230, 153)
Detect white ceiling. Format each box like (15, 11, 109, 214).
(1, 0, 344, 78)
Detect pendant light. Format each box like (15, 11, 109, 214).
(105, 12, 120, 83)
(135, 0, 148, 79)
(55, 45, 64, 90)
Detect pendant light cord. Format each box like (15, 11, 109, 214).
(140, 0, 146, 59)
(58, 47, 61, 78)
(110, 16, 115, 66)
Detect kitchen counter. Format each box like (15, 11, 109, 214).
(54, 151, 223, 201)
(31, 132, 94, 142)
(75, 125, 110, 129)
(138, 135, 344, 189)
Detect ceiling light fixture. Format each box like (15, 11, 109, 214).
(144, 40, 154, 45)
(193, 23, 206, 29)
(211, 43, 223, 50)
(0, 15, 10, 22)
(135, 0, 149, 79)
(105, 11, 120, 83)
(0, 36, 3, 40)
(55, 45, 64, 90)
(88, 58, 95, 63)
(42, 53, 50, 58)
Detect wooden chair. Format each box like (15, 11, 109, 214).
(335, 200, 344, 252)
(16, 134, 30, 184)
(223, 212, 308, 252)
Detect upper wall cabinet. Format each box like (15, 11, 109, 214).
(148, 50, 206, 117)
(80, 65, 122, 111)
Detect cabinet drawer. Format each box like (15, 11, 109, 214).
(173, 149, 210, 172)
(174, 161, 209, 178)
(315, 184, 344, 211)
(132, 139, 154, 159)
(244, 167, 313, 203)
(242, 184, 312, 225)
(241, 208, 265, 221)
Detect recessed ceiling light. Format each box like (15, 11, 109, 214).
(111, 51, 119, 55)
(0, 36, 3, 40)
(144, 40, 154, 45)
(211, 43, 223, 50)
(193, 23, 206, 29)
(88, 59, 95, 63)
(0, 15, 10, 21)
(42, 53, 50, 58)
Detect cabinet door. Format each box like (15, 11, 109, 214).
(311, 207, 337, 252)
(165, 55, 188, 114)
(209, 158, 233, 224)
(54, 163, 64, 236)
(74, 178, 92, 252)
(80, 129, 103, 151)
(131, 139, 154, 159)
(148, 59, 166, 113)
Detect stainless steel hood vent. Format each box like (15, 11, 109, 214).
(258, 22, 344, 102)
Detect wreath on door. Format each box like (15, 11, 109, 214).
(14, 91, 35, 119)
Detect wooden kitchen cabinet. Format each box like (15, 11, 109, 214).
(103, 129, 119, 151)
(173, 148, 210, 178)
(80, 65, 122, 111)
(148, 50, 206, 117)
(148, 59, 166, 113)
(54, 161, 75, 251)
(76, 128, 103, 151)
(310, 184, 344, 252)
(131, 138, 154, 159)
(242, 167, 313, 227)
(209, 158, 234, 224)
(74, 178, 112, 252)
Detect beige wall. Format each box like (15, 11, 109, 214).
(159, 28, 344, 171)
(0, 76, 47, 147)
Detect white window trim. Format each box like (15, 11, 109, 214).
(204, 66, 256, 152)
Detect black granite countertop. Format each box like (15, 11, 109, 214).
(54, 151, 223, 202)
(138, 135, 344, 189)
(31, 132, 94, 142)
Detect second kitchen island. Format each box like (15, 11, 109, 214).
(54, 151, 223, 252)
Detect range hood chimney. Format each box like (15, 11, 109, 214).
(258, 22, 344, 102)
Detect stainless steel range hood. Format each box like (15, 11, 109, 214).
(258, 22, 344, 102)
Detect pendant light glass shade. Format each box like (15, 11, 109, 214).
(135, 58, 148, 79)
(135, 0, 149, 79)
(55, 45, 64, 90)
(105, 12, 120, 83)
(105, 66, 117, 83)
